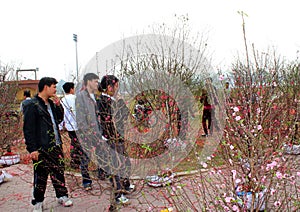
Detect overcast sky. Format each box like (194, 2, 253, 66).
(0, 0, 299, 81)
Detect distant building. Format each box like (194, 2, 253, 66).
(15, 80, 39, 101)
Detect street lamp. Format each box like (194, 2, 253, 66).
(73, 34, 79, 83)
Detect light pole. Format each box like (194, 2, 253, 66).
(73, 34, 79, 83)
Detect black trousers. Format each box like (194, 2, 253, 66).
(106, 140, 131, 199)
(68, 131, 92, 185)
(32, 145, 68, 204)
(202, 109, 212, 135)
(178, 111, 189, 139)
(68, 131, 81, 168)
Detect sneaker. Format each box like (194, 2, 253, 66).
(33, 202, 43, 212)
(58, 196, 73, 207)
(83, 183, 92, 191)
(116, 194, 130, 205)
(125, 184, 135, 193)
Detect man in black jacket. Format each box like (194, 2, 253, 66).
(23, 77, 73, 212)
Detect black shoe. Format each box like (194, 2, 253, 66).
(97, 168, 107, 180)
(201, 134, 208, 137)
(83, 183, 92, 191)
(98, 173, 106, 180)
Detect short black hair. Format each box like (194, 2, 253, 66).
(23, 90, 31, 97)
(83, 73, 99, 86)
(99, 75, 119, 92)
(62, 82, 75, 93)
(38, 77, 58, 92)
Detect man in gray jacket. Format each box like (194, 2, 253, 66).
(76, 73, 106, 184)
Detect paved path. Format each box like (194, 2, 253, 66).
(0, 164, 193, 212)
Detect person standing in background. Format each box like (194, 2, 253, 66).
(60, 82, 93, 191)
(20, 90, 31, 113)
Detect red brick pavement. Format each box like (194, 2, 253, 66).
(0, 164, 194, 212)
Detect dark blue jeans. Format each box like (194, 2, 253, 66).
(80, 150, 92, 185)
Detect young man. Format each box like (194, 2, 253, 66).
(97, 75, 134, 205)
(60, 82, 93, 190)
(75, 73, 106, 185)
(20, 90, 31, 113)
(23, 77, 73, 212)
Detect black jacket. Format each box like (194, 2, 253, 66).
(97, 94, 130, 140)
(23, 95, 64, 153)
(97, 94, 117, 140)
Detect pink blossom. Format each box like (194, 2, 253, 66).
(232, 205, 239, 211)
(235, 178, 241, 184)
(261, 175, 266, 183)
(276, 171, 283, 179)
(233, 106, 239, 112)
(231, 170, 237, 179)
(201, 162, 208, 168)
(219, 75, 225, 81)
(230, 145, 234, 150)
(223, 206, 230, 211)
(267, 161, 277, 170)
(297, 172, 300, 177)
(274, 201, 281, 207)
(257, 125, 262, 130)
(225, 197, 234, 203)
(270, 188, 276, 195)
(209, 171, 215, 175)
(235, 185, 242, 192)
(235, 116, 241, 121)
(256, 108, 261, 114)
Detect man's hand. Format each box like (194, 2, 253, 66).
(30, 151, 39, 160)
(52, 95, 61, 106)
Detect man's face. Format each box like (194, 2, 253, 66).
(45, 84, 57, 97)
(87, 79, 99, 93)
(70, 87, 75, 94)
